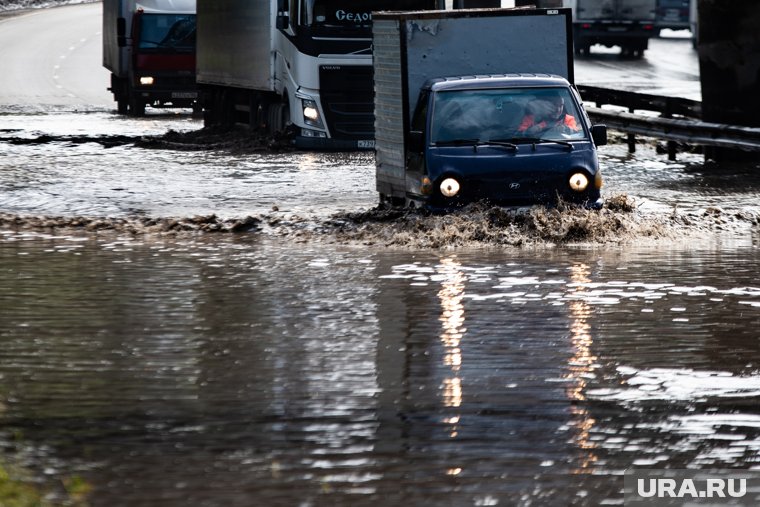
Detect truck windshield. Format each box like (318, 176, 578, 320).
(138, 14, 196, 51)
(430, 87, 587, 145)
(300, 0, 433, 31)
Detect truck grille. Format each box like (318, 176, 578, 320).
(319, 66, 374, 140)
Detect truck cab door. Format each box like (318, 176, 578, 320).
(406, 91, 430, 179)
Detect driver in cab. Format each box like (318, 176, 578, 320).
(517, 95, 580, 136)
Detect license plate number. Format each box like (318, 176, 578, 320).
(358, 140, 375, 149)
(607, 26, 628, 32)
(172, 92, 198, 99)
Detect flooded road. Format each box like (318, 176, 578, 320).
(2, 3, 760, 507)
(2, 234, 760, 506)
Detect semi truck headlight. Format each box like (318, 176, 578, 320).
(440, 178, 460, 197)
(569, 172, 589, 192)
(302, 99, 323, 128)
(139, 76, 155, 86)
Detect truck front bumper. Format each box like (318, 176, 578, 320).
(295, 135, 375, 151)
(133, 88, 198, 104)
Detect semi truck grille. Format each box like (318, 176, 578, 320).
(319, 65, 374, 140)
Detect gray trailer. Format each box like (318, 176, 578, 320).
(373, 8, 606, 209)
(563, 0, 657, 57)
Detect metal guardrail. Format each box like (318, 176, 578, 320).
(585, 107, 760, 153)
(577, 85, 760, 157)
(578, 85, 702, 119)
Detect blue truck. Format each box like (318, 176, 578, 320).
(372, 7, 607, 209)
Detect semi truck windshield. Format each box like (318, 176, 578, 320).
(138, 14, 196, 51)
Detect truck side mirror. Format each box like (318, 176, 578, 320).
(117, 17, 127, 47)
(408, 131, 424, 152)
(591, 124, 607, 146)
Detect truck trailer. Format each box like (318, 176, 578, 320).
(563, 0, 657, 57)
(373, 7, 607, 209)
(196, 0, 439, 150)
(103, 0, 198, 116)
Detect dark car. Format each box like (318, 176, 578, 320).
(655, 0, 691, 31)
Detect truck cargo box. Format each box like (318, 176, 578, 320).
(196, 0, 273, 91)
(373, 8, 574, 198)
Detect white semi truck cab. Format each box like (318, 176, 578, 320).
(197, 0, 439, 150)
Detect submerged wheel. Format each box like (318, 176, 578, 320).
(117, 98, 128, 115)
(129, 96, 145, 117)
(267, 99, 290, 133)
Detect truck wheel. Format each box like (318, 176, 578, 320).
(129, 97, 145, 117)
(575, 43, 590, 56)
(633, 40, 647, 59)
(117, 99, 128, 115)
(267, 100, 290, 133)
(620, 46, 633, 59)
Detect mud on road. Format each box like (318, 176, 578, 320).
(2, 125, 759, 248)
(2, 195, 758, 249)
(2, 118, 760, 248)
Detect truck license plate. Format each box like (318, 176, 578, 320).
(172, 92, 198, 99)
(358, 140, 375, 149)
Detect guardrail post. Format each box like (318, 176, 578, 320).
(667, 141, 676, 161)
(627, 107, 636, 153)
(663, 101, 677, 161)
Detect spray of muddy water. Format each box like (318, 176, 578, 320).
(2, 125, 759, 247)
(2, 195, 758, 248)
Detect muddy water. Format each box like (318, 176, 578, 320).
(2, 39, 760, 506)
(2, 114, 760, 507)
(0, 113, 376, 218)
(2, 231, 760, 506)
(3, 6, 760, 503)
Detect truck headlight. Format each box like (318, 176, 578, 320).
(569, 172, 589, 192)
(139, 76, 155, 86)
(302, 99, 323, 128)
(440, 178, 460, 197)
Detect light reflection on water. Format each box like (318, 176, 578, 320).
(1, 233, 760, 505)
